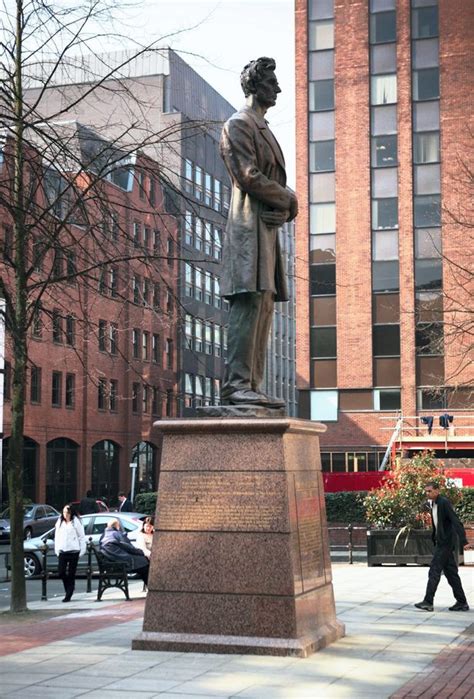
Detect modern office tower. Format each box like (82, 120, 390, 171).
(295, 0, 473, 478)
(24, 48, 235, 415)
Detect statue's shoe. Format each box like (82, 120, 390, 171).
(224, 389, 268, 405)
(253, 391, 286, 408)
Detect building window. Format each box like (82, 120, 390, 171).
(310, 111, 335, 140)
(414, 194, 440, 227)
(371, 104, 397, 135)
(373, 230, 398, 260)
(109, 379, 118, 411)
(142, 331, 149, 360)
(195, 320, 203, 352)
(310, 326, 337, 358)
(416, 322, 444, 356)
(194, 165, 203, 200)
(151, 333, 160, 364)
(110, 324, 118, 355)
(372, 260, 400, 292)
(185, 211, 193, 246)
(413, 68, 439, 101)
(371, 43, 397, 75)
(132, 383, 139, 413)
(414, 164, 440, 195)
(143, 226, 150, 249)
(371, 75, 397, 105)
(153, 282, 161, 309)
(415, 258, 442, 290)
(133, 275, 140, 304)
(373, 388, 401, 411)
(308, 20, 334, 51)
(370, 11, 396, 44)
(372, 198, 398, 229)
(413, 100, 439, 132)
(65, 315, 75, 346)
(310, 389, 338, 421)
(52, 371, 62, 407)
(310, 203, 335, 234)
(309, 79, 334, 111)
(98, 320, 107, 352)
(214, 227, 222, 260)
(184, 158, 193, 192)
(142, 384, 149, 413)
(309, 49, 334, 80)
(98, 377, 107, 410)
(205, 322, 213, 355)
(65, 373, 75, 408)
(310, 233, 336, 264)
(204, 271, 213, 305)
(214, 277, 221, 308)
(373, 324, 400, 356)
(133, 221, 140, 247)
(371, 135, 397, 167)
(152, 387, 160, 416)
(310, 172, 335, 202)
(166, 389, 173, 417)
(143, 278, 151, 305)
(66, 250, 76, 278)
(30, 366, 41, 404)
(109, 267, 118, 298)
(132, 329, 140, 359)
(415, 228, 441, 258)
(309, 140, 335, 172)
(412, 6, 438, 39)
(194, 268, 203, 301)
(205, 172, 212, 206)
(32, 306, 42, 338)
(310, 264, 336, 295)
(4, 361, 11, 400)
(413, 37, 439, 70)
(52, 309, 62, 343)
(167, 237, 174, 266)
(413, 132, 439, 164)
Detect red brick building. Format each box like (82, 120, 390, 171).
(0, 124, 179, 508)
(295, 0, 473, 481)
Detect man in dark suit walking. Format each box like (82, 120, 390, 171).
(118, 492, 133, 512)
(415, 481, 471, 612)
(219, 57, 298, 407)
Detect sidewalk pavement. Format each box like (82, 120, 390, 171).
(0, 563, 472, 699)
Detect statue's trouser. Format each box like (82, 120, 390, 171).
(223, 290, 274, 396)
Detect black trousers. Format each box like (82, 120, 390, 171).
(133, 563, 149, 585)
(223, 291, 274, 396)
(424, 544, 467, 604)
(58, 551, 80, 599)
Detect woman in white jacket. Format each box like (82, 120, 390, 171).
(54, 504, 86, 602)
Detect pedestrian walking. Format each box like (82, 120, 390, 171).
(54, 504, 86, 602)
(99, 519, 149, 585)
(135, 517, 154, 559)
(79, 489, 99, 515)
(415, 481, 471, 612)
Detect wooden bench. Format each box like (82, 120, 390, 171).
(91, 547, 130, 601)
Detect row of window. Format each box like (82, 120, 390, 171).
(31, 309, 76, 345)
(184, 159, 230, 212)
(131, 329, 174, 368)
(184, 373, 221, 407)
(184, 263, 227, 309)
(184, 314, 227, 356)
(184, 212, 222, 259)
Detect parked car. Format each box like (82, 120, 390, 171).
(0, 504, 61, 543)
(22, 511, 147, 577)
(70, 499, 109, 513)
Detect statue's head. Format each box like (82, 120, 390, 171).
(240, 57, 281, 108)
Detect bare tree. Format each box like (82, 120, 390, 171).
(0, 0, 220, 612)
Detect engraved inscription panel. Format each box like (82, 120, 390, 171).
(295, 487, 325, 591)
(157, 472, 288, 532)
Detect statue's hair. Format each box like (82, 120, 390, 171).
(240, 57, 276, 96)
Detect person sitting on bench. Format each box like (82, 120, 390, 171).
(99, 519, 149, 585)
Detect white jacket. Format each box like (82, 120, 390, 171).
(54, 517, 86, 556)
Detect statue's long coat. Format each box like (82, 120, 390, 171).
(219, 106, 294, 302)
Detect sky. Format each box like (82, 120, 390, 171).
(113, 0, 296, 185)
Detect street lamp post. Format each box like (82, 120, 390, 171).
(129, 462, 138, 505)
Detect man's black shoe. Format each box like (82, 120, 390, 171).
(449, 602, 469, 611)
(414, 600, 434, 611)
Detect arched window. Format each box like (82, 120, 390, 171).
(92, 440, 120, 506)
(2, 437, 38, 505)
(46, 438, 78, 509)
(131, 441, 157, 493)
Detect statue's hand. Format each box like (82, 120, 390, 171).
(261, 209, 289, 227)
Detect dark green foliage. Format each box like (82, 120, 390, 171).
(457, 487, 474, 524)
(324, 491, 368, 523)
(134, 492, 157, 515)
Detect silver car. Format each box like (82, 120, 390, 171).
(0, 504, 61, 542)
(23, 512, 147, 578)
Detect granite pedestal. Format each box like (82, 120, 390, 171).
(132, 418, 345, 657)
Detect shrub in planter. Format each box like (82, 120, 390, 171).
(324, 491, 368, 523)
(363, 451, 461, 535)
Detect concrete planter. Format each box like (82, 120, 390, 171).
(367, 528, 435, 566)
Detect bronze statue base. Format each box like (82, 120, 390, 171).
(196, 405, 286, 418)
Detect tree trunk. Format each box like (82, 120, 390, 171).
(8, 0, 28, 612)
